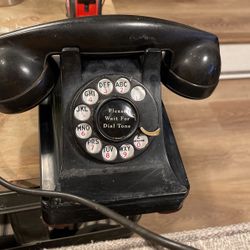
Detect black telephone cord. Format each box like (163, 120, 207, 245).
(0, 177, 197, 250)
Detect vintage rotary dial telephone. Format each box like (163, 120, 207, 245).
(0, 16, 221, 224)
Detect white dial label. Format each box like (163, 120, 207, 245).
(97, 79, 113, 95)
(133, 134, 148, 150)
(74, 104, 91, 121)
(131, 86, 146, 101)
(115, 78, 131, 94)
(86, 138, 102, 154)
(75, 123, 92, 139)
(102, 145, 117, 161)
(119, 144, 134, 159)
(82, 88, 99, 105)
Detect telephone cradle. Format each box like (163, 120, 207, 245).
(0, 16, 221, 224)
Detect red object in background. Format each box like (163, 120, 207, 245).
(66, 0, 102, 18)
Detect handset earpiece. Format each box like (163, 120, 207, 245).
(0, 46, 58, 114)
(161, 41, 221, 99)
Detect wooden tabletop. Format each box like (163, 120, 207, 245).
(0, 0, 250, 43)
(142, 78, 250, 232)
(112, 0, 250, 44)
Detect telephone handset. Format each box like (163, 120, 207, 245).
(0, 16, 221, 223)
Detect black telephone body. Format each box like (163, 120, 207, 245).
(0, 16, 221, 224)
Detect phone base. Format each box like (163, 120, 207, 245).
(40, 101, 189, 224)
(39, 49, 189, 225)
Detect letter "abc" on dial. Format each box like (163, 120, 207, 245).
(115, 78, 131, 94)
